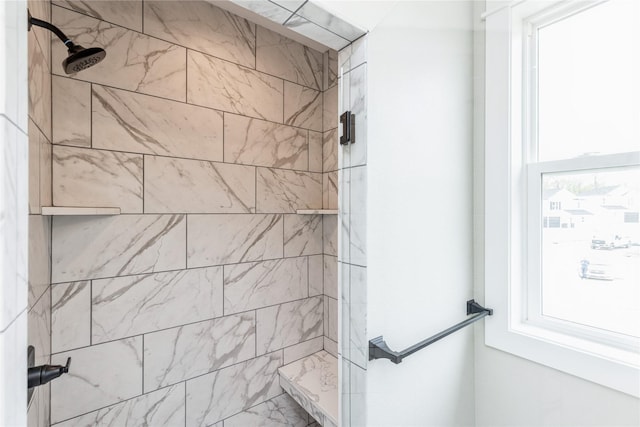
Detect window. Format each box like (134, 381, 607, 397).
(485, 0, 640, 397)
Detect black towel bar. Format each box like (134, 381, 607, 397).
(369, 299, 493, 364)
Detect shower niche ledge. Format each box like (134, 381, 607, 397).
(296, 209, 338, 215)
(278, 351, 338, 427)
(41, 206, 121, 216)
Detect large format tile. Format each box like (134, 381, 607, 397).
(284, 82, 322, 132)
(51, 281, 90, 354)
(284, 15, 349, 51)
(144, 313, 256, 391)
(224, 257, 308, 314)
(144, 156, 255, 214)
(51, 6, 186, 101)
(323, 171, 338, 210)
(325, 49, 338, 90)
(145, 1, 255, 68)
(309, 131, 323, 172)
(52, 214, 185, 282)
(283, 214, 322, 257)
(28, 287, 51, 368)
(283, 336, 324, 364)
(228, 0, 292, 24)
(51, 338, 143, 424)
(53, 146, 143, 213)
(52, 0, 143, 32)
(187, 214, 283, 267)
(224, 394, 309, 427)
(256, 297, 323, 355)
(256, 168, 322, 213)
(324, 255, 337, 299)
(323, 85, 338, 132)
(28, 26, 51, 142)
(323, 128, 338, 172)
(187, 51, 283, 123)
(308, 255, 323, 297)
(256, 26, 322, 90)
(28, 120, 42, 214)
(28, 215, 51, 308)
(349, 265, 367, 369)
(92, 267, 223, 343)
(53, 384, 185, 427)
(186, 352, 283, 426)
(323, 215, 337, 256)
(92, 85, 224, 161)
(350, 166, 366, 266)
(295, 1, 366, 41)
(52, 76, 91, 147)
(224, 113, 308, 170)
(0, 313, 27, 427)
(349, 64, 367, 167)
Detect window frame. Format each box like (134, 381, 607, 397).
(484, 0, 640, 397)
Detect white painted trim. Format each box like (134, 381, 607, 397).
(484, 0, 640, 398)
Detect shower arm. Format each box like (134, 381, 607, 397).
(28, 11, 77, 49)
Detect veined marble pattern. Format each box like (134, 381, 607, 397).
(326, 49, 338, 90)
(349, 361, 367, 426)
(325, 296, 338, 342)
(51, 281, 90, 353)
(224, 394, 309, 427)
(323, 171, 338, 210)
(187, 51, 283, 123)
(349, 64, 367, 167)
(29, 0, 51, 71)
(324, 255, 337, 300)
(144, 156, 255, 214)
(185, 352, 283, 426)
(323, 85, 338, 132)
(339, 261, 350, 361)
(188, 214, 283, 268)
(284, 214, 322, 257)
(228, 0, 292, 24)
(145, 1, 256, 68)
(284, 82, 322, 132)
(323, 128, 338, 172)
(92, 85, 224, 161)
(224, 114, 308, 170)
(28, 28, 51, 142)
(52, 76, 90, 147)
(144, 313, 256, 391)
(350, 166, 367, 266)
(338, 167, 350, 263)
(51, 6, 186, 101)
(284, 15, 349, 52)
(256, 168, 322, 213)
(256, 26, 323, 90)
(52, 214, 185, 283)
(52, 0, 143, 32)
(323, 215, 337, 257)
(309, 131, 323, 173)
(296, 1, 366, 41)
(256, 297, 323, 355)
(308, 255, 323, 297)
(28, 215, 51, 308)
(53, 146, 143, 213)
(224, 257, 308, 314)
(92, 267, 223, 343)
(50, 337, 143, 423)
(278, 351, 338, 427)
(28, 120, 41, 213)
(28, 287, 50, 368)
(53, 384, 185, 427)
(349, 265, 367, 369)
(283, 336, 324, 365)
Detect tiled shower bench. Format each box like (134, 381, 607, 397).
(278, 351, 338, 427)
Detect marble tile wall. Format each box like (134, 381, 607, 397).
(47, 1, 338, 426)
(337, 36, 368, 427)
(25, 0, 52, 425)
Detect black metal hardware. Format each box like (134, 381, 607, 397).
(340, 111, 355, 145)
(28, 347, 71, 403)
(369, 299, 493, 364)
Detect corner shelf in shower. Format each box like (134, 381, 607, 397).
(278, 351, 338, 427)
(296, 209, 338, 215)
(41, 206, 121, 216)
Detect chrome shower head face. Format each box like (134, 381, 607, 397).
(62, 45, 106, 74)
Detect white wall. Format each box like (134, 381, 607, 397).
(366, 2, 475, 425)
(472, 1, 640, 425)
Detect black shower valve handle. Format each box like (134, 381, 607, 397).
(28, 357, 71, 389)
